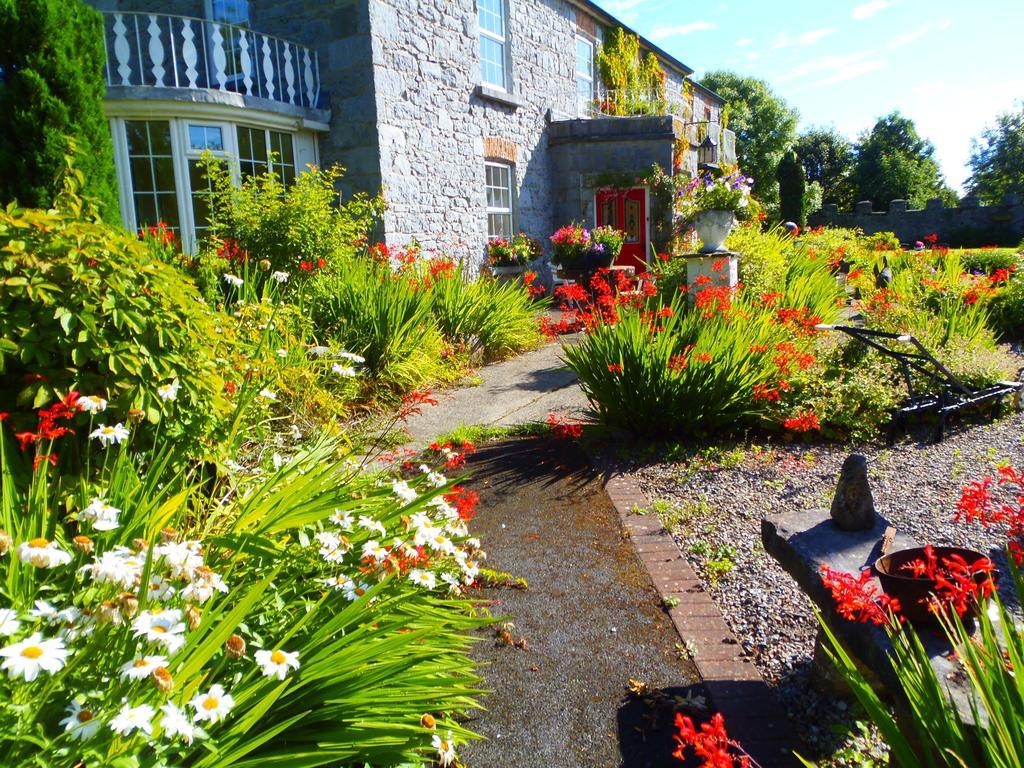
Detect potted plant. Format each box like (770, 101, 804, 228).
(487, 233, 540, 280)
(549, 224, 624, 278)
(680, 170, 753, 253)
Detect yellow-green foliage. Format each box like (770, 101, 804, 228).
(0, 167, 228, 443)
(595, 27, 666, 114)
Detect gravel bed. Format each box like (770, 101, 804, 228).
(628, 409, 1024, 762)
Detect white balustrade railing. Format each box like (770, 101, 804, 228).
(102, 12, 322, 110)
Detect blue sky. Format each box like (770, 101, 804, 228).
(593, 0, 1024, 192)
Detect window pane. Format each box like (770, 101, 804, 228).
(130, 157, 154, 192)
(125, 121, 149, 154)
(488, 213, 512, 240)
(147, 122, 172, 156)
(575, 38, 593, 77)
(125, 121, 179, 233)
(479, 37, 505, 89)
(210, 0, 249, 25)
(237, 126, 253, 159)
(133, 194, 157, 227)
(153, 158, 176, 192)
(478, 0, 504, 38)
(189, 125, 224, 151)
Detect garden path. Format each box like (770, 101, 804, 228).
(459, 438, 702, 768)
(401, 336, 589, 450)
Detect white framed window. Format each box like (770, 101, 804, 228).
(185, 123, 232, 244)
(478, 0, 507, 90)
(124, 120, 182, 235)
(206, 0, 249, 25)
(237, 126, 296, 184)
(485, 161, 514, 240)
(575, 35, 594, 111)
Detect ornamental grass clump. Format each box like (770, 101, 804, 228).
(0, 389, 490, 767)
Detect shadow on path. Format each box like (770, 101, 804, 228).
(460, 438, 701, 768)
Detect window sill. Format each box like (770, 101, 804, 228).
(476, 84, 520, 109)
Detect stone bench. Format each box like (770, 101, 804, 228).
(761, 455, 991, 731)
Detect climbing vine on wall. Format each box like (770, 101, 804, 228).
(595, 28, 666, 116)
(590, 163, 690, 256)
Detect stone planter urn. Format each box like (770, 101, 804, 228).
(693, 210, 736, 253)
(489, 263, 525, 281)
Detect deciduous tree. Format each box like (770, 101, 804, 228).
(967, 103, 1024, 204)
(795, 127, 856, 209)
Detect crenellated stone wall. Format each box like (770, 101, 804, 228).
(811, 195, 1024, 246)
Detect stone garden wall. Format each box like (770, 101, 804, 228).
(811, 195, 1024, 246)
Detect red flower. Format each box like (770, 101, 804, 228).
(820, 563, 899, 627)
(33, 453, 57, 470)
(399, 390, 438, 421)
(783, 410, 820, 432)
(546, 412, 584, 440)
(673, 711, 750, 767)
(607, 364, 623, 374)
(444, 486, 481, 521)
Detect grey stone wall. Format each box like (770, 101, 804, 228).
(812, 195, 1024, 246)
(253, 0, 383, 202)
(367, 0, 585, 269)
(548, 115, 674, 228)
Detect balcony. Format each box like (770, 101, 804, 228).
(577, 85, 737, 167)
(101, 12, 323, 112)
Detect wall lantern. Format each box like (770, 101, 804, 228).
(697, 133, 719, 170)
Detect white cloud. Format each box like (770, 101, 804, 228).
(852, 1, 893, 20)
(887, 20, 951, 49)
(817, 60, 885, 85)
(735, 37, 753, 47)
(647, 21, 717, 41)
(778, 51, 873, 81)
(799, 28, 836, 45)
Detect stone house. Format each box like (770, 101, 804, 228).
(86, 0, 735, 269)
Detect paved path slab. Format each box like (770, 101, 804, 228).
(460, 439, 702, 768)
(402, 339, 589, 451)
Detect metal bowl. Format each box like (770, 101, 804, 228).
(871, 545, 997, 623)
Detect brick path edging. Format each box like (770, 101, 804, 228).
(594, 459, 800, 768)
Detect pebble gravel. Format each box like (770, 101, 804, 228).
(628, 409, 1024, 762)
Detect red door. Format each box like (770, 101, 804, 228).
(596, 188, 647, 274)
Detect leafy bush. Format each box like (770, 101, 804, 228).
(959, 248, 1021, 275)
(309, 260, 444, 395)
(989, 275, 1024, 340)
(564, 291, 796, 437)
(0, 173, 228, 446)
(728, 223, 791, 300)
(199, 160, 384, 297)
(429, 269, 543, 361)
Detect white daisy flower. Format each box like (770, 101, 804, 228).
(81, 549, 143, 589)
(110, 702, 155, 736)
(408, 569, 436, 590)
(60, 700, 101, 741)
(159, 702, 196, 744)
(132, 610, 186, 653)
(276, 348, 288, 358)
(331, 363, 357, 377)
(271, 270, 290, 284)
(336, 351, 366, 364)
(361, 540, 388, 561)
(330, 510, 354, 529)
(78, 395, 107, 414)
(79, 498, 121, 531)
(391, 480, 418, 504)
(90, 423, 130, 446)
(426, 531, 456, 556)
(190, 684, 235, 724)
(253, 647, 300, 680)
(439, 572, 463, 594)
(0, 609, 20, 636)
(0, 632, 68, 681)
(119, 654, 169, 681)
(156, 380, 180, 402)
(309, 345, 330, 357)
(357, 515, 387, 537)
(146, 575, 176, 602)
(259, 389, 277, 401)
(426, 470, 447, 488)
(223, 274, 243, 288)
(432, 730, 457, 767)
(16, 538, 72, 569)
(179, 568, 228, 605)
(29, 600, 60, 623)
(154, 541, 204, 581)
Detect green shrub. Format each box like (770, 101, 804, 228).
(728, 224, 791, 300)
(564, 291, 794, 437)
(959, 248, 1021, 275)
(429, 270, 542, 361)
(309, 260, 444, 395)
(0, 173, 228, 445)
(200, 160, 384, 297)
(0, 0, 118, 219)
(989, 276, 1024, 340)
